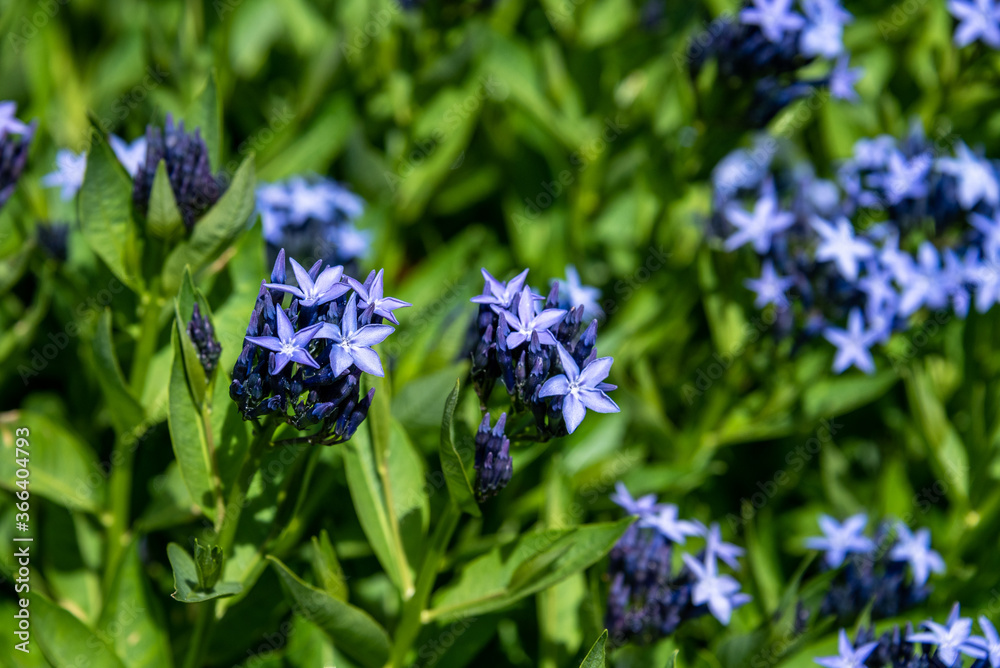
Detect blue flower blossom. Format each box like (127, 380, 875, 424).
(0, 102, 34, 210)
(814, 629, 878, 668)
(724, 183, 795, 253)
(265, 257, 351, 307)
(0, 102, 30, 137)
(502, 287, 567, 348)
(812, 216, 874, 281)
(681, 552, 751, 625)
(908, 603, 987, 665)
(109, 135, 147, 177)
(740, 0, 806, 42)
(744, 260, 796, 308)
(538, 342, 619, 433)
(555, 265, 603, 321)
(639, 504, 703, 544)
(315, 294, 395, 377)
(949, 0, 1000, 48)
(800, 0, 852, 57)
(973, 616, 1000, 666)
(610, 482, 662, 518)
(939, 141, 1000, 210)
(704, 522, 746, 570)
(245, 304, 323, 375)
(805, 513, 875, 567)
(471, 268, 531, 313)
(887, 523, 945, 587)
(347, 269, 411, 325)
(823, 308, 879, 374)
(828, 55, 863, 102)
(41, 150, 87, 201)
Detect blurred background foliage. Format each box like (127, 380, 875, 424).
(3, 0, 1000, 665)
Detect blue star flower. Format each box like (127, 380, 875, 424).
(805, 513, 875, 567)
(971, 211, 1000, 260)
(968, 248, 1000, 313)
(314, 294, 395, 377)
(744, 259, 796, 308)
(724, 184, 795, 253)
(610, 482, 662, 518)
(948, 0, 1000, 48)
(704, 522, 745, 570)
(888, 523, 945, 587)
(502, 287, 567, 348)
(895, 242, 949, 316)
(538, 342, 619, 433)
(639, 504, 703, 544)
(972, 616, 1000, 667)
(109, 135, 147, 177)
(858, 261, 898, 321)
(0, 101, 30, 138)
(556, 265, 603, 320)
(800, 0, 852, 58)
(812, 216, 874, 281)
(265, 256, 351, 307)
(347, 268, 412, 325)
(471, 268, 532, 313)
(908, 604, 987, 665)
(829, 56, 864, 102)
(939, 141, 1000, 210)
(245, 304, 323, 375)
(681, 552, 750, 625)
(740, 0, 806, 42)
(41, 149, 87, 201)
(822, 308, 880, 374)
(871, 150, 932, 204)
(813, 629, 879, 668)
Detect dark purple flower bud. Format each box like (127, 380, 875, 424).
(187, 303, 222, 375)
(271, 248, 286, 284)
(545, 282, 560, 310)
(474, 412, 512, 501)
(0, 118, 35, 211)
(133, 115, 225, 229)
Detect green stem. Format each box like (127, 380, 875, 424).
(390, 501, 461, 668)
(182, 419, 277, 668)
(182, 601, 212, 668)
(218, 418, 278, 554)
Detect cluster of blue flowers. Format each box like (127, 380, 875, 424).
(803, 514, 944, 624)
(256, 176, 370, 269)
(0, 102, 35, 210)
(712, 123, 1000, 374)
(468, 266, 617, 497)
(604, 483, 750, 644)
(689, 0, 862, 128)
(816, 604, 1000, 667)
(470, 267, 618, 435)
(230, 250, 409, 445)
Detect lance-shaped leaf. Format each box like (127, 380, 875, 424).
(146, 160, 184, 241)
(439, 379, 481, 517)
(269, 556, 391, 668)
(579, 630, 608, 668)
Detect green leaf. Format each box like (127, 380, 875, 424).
(174, 267, 213, 406)
(78, 130, 142, 292)
(146, 160, 184, 241)
(93, 309, 145, 435)
(579, 630, 608, 668)
(438, 379, 481, 517)
(33, 594, 128, 668)
(167, 543, 242, 603)
(268, 556, 391, 668)
(343, 424, 403, 589)
(161, 156, 256, 294)
(187, 71, 222, 170)
(310, 530, 348, 601)
(166, 327, 218, 521)
(0, 411, 105, 513)
(100, 542, 173, 668)
(428, 518, 633, 621)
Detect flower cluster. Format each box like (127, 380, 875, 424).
(816, 604, 1000, 667)
(230, 250, 409, 445)
(42, 135, 146, 201)
(473, 413, 512, 501)
(133, 115, 224, 228)
(187, 303, 222, 376)
(469, 267, 619, 440)
(257, 176, 370, 269)
(688, 0, 862, 128)
(804, 514, 944, 623)
(712, 124, 1000, 374)
(0, 102, 35, 210)
(605, 484, 750, 644)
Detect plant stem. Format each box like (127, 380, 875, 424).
(390, 501, 461, 668)
(182, 601, 212, 668)
(218, 418, 278, 554)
